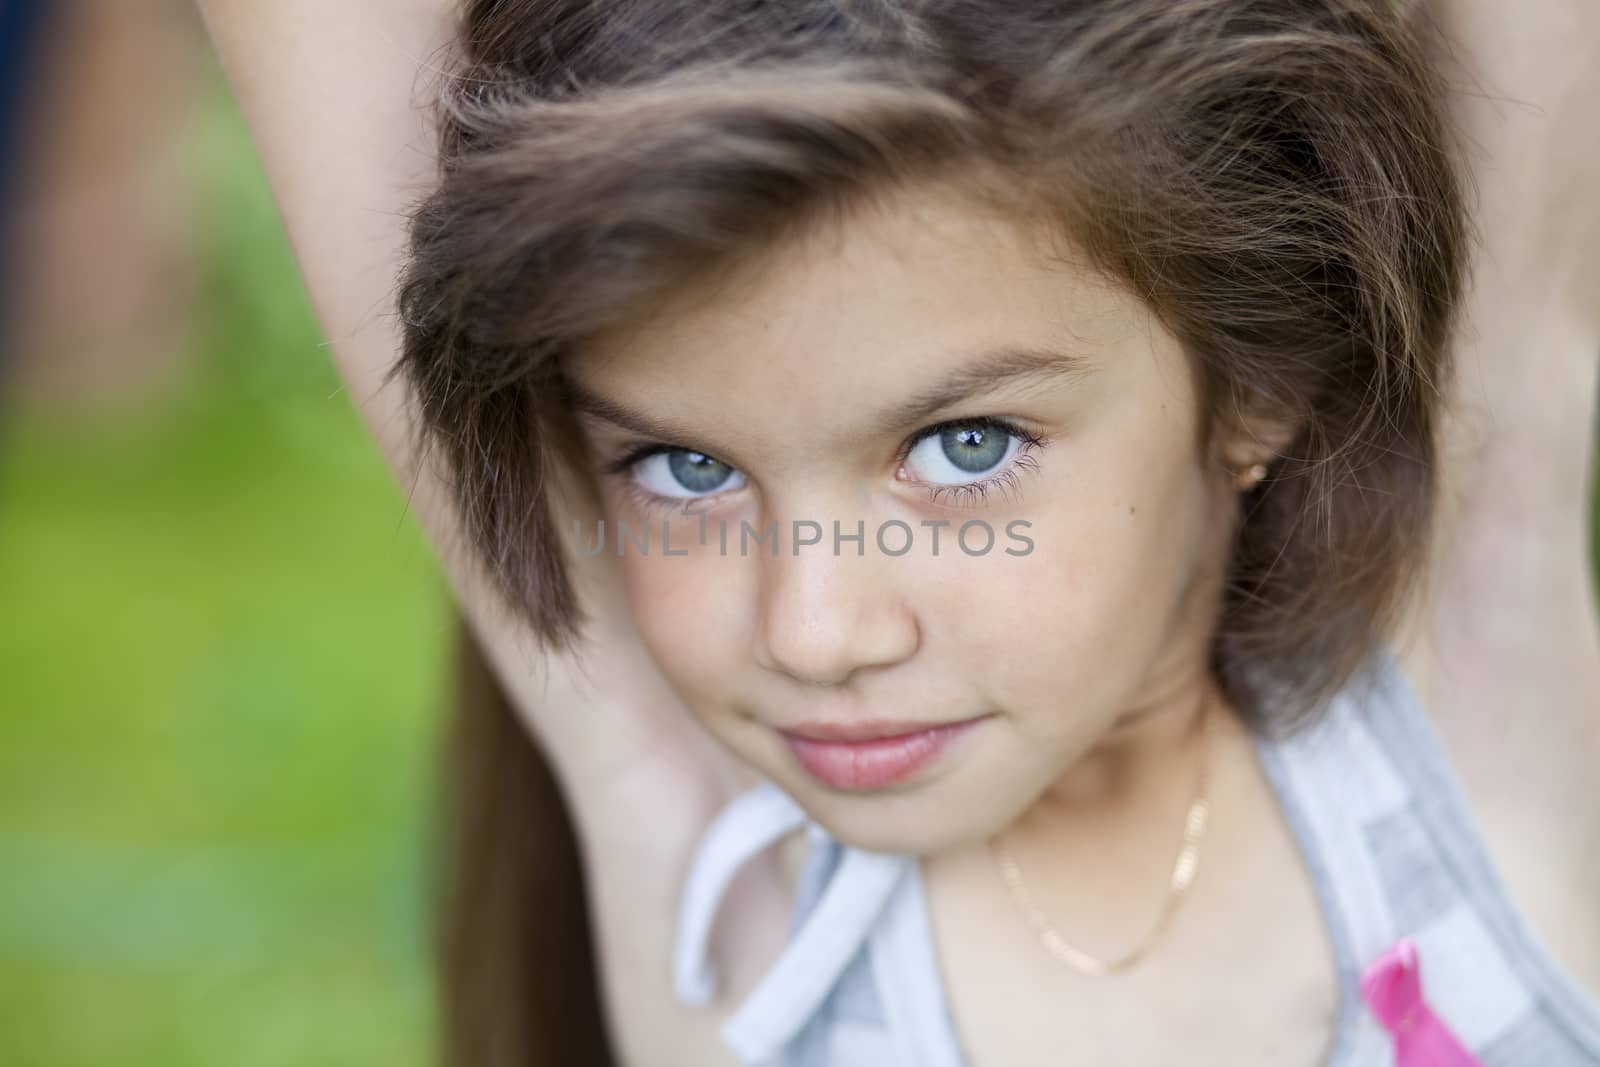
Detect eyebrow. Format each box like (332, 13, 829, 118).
(562, 344, 1095, 449)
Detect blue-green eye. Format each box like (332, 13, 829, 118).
(634, 449, 747, 500)
(903, 420, 1023, 484)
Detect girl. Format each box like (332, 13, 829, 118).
(199, 1, 1600, 1064)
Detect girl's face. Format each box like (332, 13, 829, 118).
(566, 180, 1265, 853)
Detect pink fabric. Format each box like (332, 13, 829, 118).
(1360, 938, 1485, 1067)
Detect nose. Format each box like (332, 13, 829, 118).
(752, 530, 921, 688)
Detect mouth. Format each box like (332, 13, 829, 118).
(778, 716, 989, 792)
(780, 718, 965, 742)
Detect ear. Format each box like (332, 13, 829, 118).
(1211, 408, 1300, 477)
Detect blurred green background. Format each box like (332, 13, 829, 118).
(0, 41, 451, 1067)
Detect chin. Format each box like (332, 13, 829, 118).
(795, 782, 994, 856)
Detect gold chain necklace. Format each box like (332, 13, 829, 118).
(987, 690, 1215, 977)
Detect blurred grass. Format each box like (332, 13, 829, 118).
(0, 66, 451, 1067)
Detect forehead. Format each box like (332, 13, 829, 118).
(565, 179, 1173, 450)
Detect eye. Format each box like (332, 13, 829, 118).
(600, 415, 1047, 515)
(899, 418, 1045, 506)
(631, 448, 747, 502)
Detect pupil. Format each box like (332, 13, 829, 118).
(940, 425, 1007, 474)
(669, 450, 733, 493)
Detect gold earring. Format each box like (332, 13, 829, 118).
(1234, 462, 1269, 490)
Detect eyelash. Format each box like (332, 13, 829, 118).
(599, 417, 1049, 515)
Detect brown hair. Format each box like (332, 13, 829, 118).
(435, 619, 615, 1065)
(398, 3, 1467, 1064)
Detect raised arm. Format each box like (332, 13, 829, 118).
(193, 0, 716, 796)
(1395, 0, 1600, 995)
(1397, 0, 1599, 784)
(196, 0, 449, 481)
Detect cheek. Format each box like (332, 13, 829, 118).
(946, 458, 1214, 727)
(619, 549, 745, 715)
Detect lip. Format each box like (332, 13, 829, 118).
(781, 718, 961, 742)
(779, 717, 986, 791)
